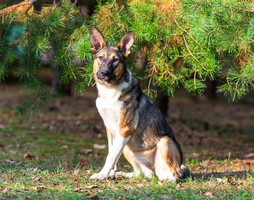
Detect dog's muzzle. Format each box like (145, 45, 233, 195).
(97, 70, 114, 81)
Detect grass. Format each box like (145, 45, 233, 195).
(0, 85, 253, 199)
(0, 123, 253, 200)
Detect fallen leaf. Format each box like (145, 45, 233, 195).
(33, 186, 46, 192)
(74, 169, 80, 175)
(10, 150, 17, 154)
(243, 153, 254, 158)
(204, 191, 214, 198)
(85, 185, 98, 189)
(63, 161, 69, 168)
(73, 188, 82, 192)
(15, 161, 23, 166)
(74, 178, 81, 182)
(24, 154, 34, 160)
(224, 177, 236, 185)
(85, 192, 98, 199)
(80, 159, 88, 165)
(83, 149, 93, 155)
(192, 153, 199, 158)
(75, 120, 82, 126)
(123, 164, 131, 169)
(244, 160, 254, 168)
(32, 167, 38, 173)
(6, 159, 15, 164)
(106, 177, 112, 182)
(60, 145, 68, 149)
(120, 198, 129, 200)
(201, 160, 210, 167)
(93, 144, 106, 150)
(158, 181, 164, 186)
(216, 178, 222, 183)
(86, 169, 91, 175)
(0, 187, 10, 194)
(32, 176, 42, 181)
(57, 139, 75, 145)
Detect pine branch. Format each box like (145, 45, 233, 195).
(110, 0, 127, 11)
(54, 0, 63, 7)
(25, 0, 37, 15)
(182, 34, 200, 64)
(197, 3, 254, 13)
(173, 17, 201, 46)
(0, 0, 38, 23)
(147, 65, 155, 97)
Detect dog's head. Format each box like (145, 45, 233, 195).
(89, 27, 134, 84)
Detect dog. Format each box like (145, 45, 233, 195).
(89, 27, 190, 182)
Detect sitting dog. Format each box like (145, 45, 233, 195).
(89, 27, 190, 182)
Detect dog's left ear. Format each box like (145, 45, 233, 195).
(117, 31, 134, 57)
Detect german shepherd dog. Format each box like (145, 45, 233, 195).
(89, 27, 190, 182)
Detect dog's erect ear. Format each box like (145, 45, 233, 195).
(117, 31, 134, 57)
(90, 27, 106, 54)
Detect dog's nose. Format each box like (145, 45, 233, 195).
(101, 70, 109, 77)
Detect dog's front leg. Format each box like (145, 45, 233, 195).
(106, 129, 120, 178)
(90, 134, 130, 180)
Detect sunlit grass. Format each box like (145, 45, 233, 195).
(0, 123, 253, 199)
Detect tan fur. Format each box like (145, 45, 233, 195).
(109, 52, 118, 60)
(155, 136, 182, 180)
(123, 146, 141, 173)
(106, 128, 110, 141)
(123, 136, 182, 181)
(114, 63, 124, 79)
(118, 105, 137, 138)
(123, 145, 156, 176)
(93, 60, 100, 75)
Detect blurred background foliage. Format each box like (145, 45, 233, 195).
(0, 0, 253, 114)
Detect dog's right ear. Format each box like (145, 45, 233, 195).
(90, 27, 106, 54)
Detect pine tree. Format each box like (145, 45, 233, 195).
(0, 0, 253, 114)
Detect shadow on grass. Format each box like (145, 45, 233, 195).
(192, 170, 251, 180)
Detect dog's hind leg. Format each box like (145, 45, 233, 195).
(122, 146, 155, 179)
(154, 136, 182, 182)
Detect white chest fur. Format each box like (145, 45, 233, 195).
(96, 80, 130, 136)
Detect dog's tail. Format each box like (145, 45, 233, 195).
(179, 164, 191, 179)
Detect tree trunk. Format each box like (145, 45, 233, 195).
(156, 90, 169, 117)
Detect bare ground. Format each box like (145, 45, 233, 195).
(0, 84, 254, 179)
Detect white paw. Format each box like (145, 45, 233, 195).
(115, 172, 137, 179)
(109, 169, 116, 179)
(158, 175, 176, 183)
(90, 172, 108, 180)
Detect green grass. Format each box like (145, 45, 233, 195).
(0, 124, 253, 199)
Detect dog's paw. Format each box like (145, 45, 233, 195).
(90, 172, 108, 180)
(108, 169, 116, 179)
(90, 169, 116, 180)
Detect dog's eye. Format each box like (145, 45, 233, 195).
(112, 57, 118, 63)
(98, 56, 103, 61)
